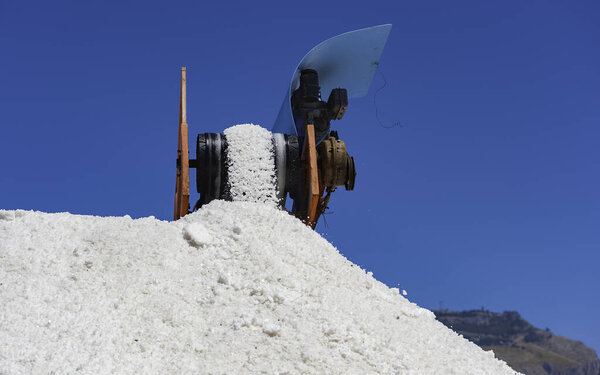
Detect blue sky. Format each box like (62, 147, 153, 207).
(1, 0, 599, 353)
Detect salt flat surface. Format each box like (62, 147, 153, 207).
(0, 203, 520, 374)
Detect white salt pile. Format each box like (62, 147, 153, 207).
(0, 204, 519, 374)
(0, 124, 520, 374)
(224, 124, 278, 207)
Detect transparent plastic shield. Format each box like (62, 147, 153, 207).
(272, 24, 392, 136)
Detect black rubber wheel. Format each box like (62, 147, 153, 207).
(195, 133, 225, 207)
(285, 134, 300, 199)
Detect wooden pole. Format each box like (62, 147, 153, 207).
(302, 124, 320, 228)
(174, 67, 190, 220)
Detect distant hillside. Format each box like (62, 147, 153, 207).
(434, 309, 600, 375)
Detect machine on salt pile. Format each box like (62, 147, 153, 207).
(174, 25, 391, 228)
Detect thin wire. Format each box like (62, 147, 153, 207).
(321, 210, 335, 229)
(373, 70, 402, 129)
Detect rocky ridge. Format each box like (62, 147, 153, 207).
(434, 309, 600, 375)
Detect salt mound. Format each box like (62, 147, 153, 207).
(224, 124, 278, 207)
(1, 124, 519, 373)
(0, 203, 519, 374)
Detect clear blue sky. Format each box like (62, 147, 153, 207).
(1, 0, 599, 354)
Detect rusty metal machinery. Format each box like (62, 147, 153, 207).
(317, 132, 356, 191)
(174, 25, 391, 228)
(174, 69, 356, 228)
